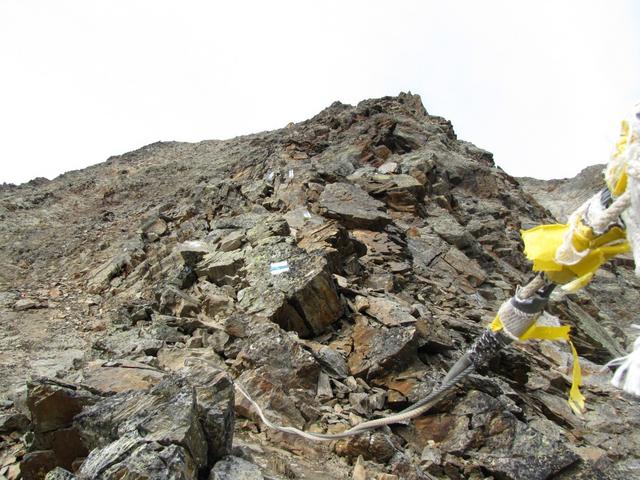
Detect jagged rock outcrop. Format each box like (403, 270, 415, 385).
(19, 363, 234, 480)
(1, 93, 639, 479)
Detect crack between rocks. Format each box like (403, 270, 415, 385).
(425, 251, 444, 269)
(39, 377, 110, 397)
(101, 362, 164, 373)
(288, 296, 317, 338)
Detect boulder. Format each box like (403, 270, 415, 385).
(75, 366, 234, 473)
(21, 379, 100, 478)
(86, 240, 144, 293)
(156, 286, 200, 317)
(218, 230, 246, 252)
(21, 451, 59, 480)
(236, 322, 320, 391)
(238, 241, 343, 338)
(13, 298, 41, 311)
(26, 379, 100, 436)
(20, 365, 234, 479)
(334, 431, 399, 462)
(358, 295, 417, 326)
(44, 468, 77, 480)
(296, 221, 364, 274)
(0, 412, 30, 433)
(177, 240, 213, 267)
(77, 433, 198, 480)
(196, 250, 245, 285)
(319, 182, 391, 230)
(348, 317, 418, 378)
(208, 456, 264, 480)
(80, 360, 165, 394)
(348, 171, 426, 212)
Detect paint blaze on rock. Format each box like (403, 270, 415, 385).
(238, 241, 343, 338)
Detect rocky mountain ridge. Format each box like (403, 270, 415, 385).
(518, 164, 606, 222)
(1, 93, 639, 479)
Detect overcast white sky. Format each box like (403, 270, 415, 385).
(1, 1, 638, 185)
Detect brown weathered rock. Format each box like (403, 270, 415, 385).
(349, 171, 425, 212)
(296, 220, 364, 275)
(238, 241, 343, 338)
(319, 182, 392, 230)
(196, 250, 245, 285)
(75, 367, 234, 472)
(13, 298, 40, 311)
(17, 365, 234, 479)
(26, 379, 99, 435)
(21, 379, 99, 478)
(348, 317, 417, 378)
(360, 295, 417, 326)
(334, 431, 399, 462)
(411, 414, 476, 454)
(236, 322, 320, 391)
(218, 230, 246, 252)
(0, 412, 30, 433)
(21, 450, 58, 480)
(350, 229, 405, 266)
(80, 360, 165, 394)
(154, 285, 200, 317)
(177, 240, 213, 267)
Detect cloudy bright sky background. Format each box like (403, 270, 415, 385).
(1, 1, 638, 185)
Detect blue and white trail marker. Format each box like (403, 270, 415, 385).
(270, 261, 290, 275)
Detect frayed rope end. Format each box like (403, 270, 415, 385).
(604, 326, 640, 397)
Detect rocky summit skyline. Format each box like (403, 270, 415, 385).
(0, 93, 639, 479)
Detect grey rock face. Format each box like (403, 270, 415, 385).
(196, 250, 245, 285)
(238, 241, 343, 338)
(78, 433, 197, 480)
(44, 468, 77, 480)
(76, 367, 234, 474)
(208, 456, 264, 480)
(319, 182, 392, 229)
(13, 298, 41, 311)
(19, 365, 234, 480)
